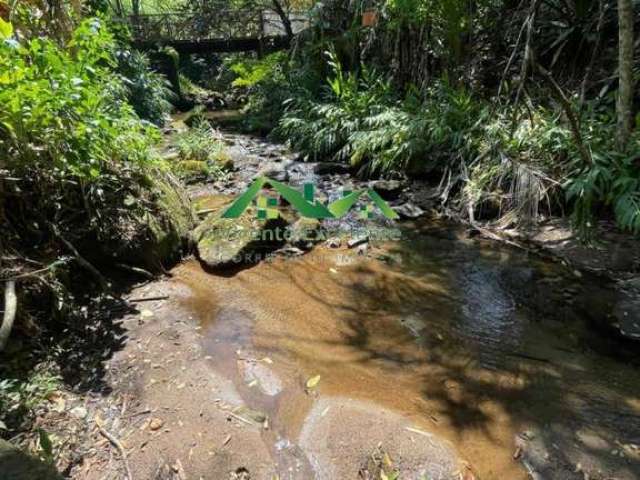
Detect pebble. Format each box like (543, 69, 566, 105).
(70, 406, 88, 420)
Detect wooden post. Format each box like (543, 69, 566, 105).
(258, 10, 265, 59)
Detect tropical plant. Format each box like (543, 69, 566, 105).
(116, 49, 174, 125)
(0, 17, 160, 180)
(174, 121, 231, 181)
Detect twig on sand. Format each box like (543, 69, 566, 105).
(128, 296, 169, 303)
(96, 416, 133, 480)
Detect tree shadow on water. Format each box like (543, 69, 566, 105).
(249, 238, 640, 478)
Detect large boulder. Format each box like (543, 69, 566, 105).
(0, 439, 63, 480)
(192, 208, 287, 269)
(134, 171, 196, 270)
(92, 169, 196, 273)
(298, 397, 466, 480)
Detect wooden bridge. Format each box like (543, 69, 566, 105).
(125, 10, 308, 54)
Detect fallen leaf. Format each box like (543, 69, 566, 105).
(405, 426, 433, 438)
(140, 309, 154, 319)
(306, 375, 321, 389)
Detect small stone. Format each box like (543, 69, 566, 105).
(370, 179, 404, 200)
(393, 202, 425, 219)
(326, 237, 341, 249)
(149, 418, 164, 431)
(70, 406, 87, 420)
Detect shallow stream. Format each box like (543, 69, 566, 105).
(170, 122, 640, 479)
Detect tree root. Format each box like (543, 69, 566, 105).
(49, 223, 108, 290)
(0, 280, 17, 352)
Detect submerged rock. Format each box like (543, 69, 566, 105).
(393, 202, 426, 219)
(370, 179, 404, 200)
(298, 397, 464, 480)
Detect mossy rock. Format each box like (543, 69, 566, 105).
(145, 171, 196, 265)
(177, 160, 209, 175)
(212, 150, 234, 171)
(0, 439, 63, 480)
(193, 207, 287, 269)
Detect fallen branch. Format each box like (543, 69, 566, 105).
(96, 420, 133, 480)
(49, 223, 108, 290)
(0, 280, 17, 352)
(128, 295, 169, 303)
(115, 263, 154, 280)
(5, 258, 70, 281)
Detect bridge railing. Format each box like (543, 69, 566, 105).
(125, 10, 308, 43)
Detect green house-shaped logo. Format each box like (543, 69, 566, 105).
(222, 177, 399, 220)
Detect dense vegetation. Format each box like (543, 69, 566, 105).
(0, 0, 637, 467)
(228, 0, 639, 235)
(0, 3, 191, 435)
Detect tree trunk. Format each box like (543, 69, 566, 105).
(271, 0, 294, 39)
(617, 0, 634, 148)
(132, 0, 141, 17)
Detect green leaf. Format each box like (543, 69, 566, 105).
(0, 18, 13, 40)
(38, 428, 54, 461)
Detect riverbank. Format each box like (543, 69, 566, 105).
(4, 114, 639, 480)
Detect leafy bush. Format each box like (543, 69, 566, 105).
(566, 109, 640, 235)
(0, 364, 60, 432)
(0, 18, 160, 180)
(277, 51, 636, 229)
(117, 49, 173, 126)
(174, 121, 231, 181)
(230, 52, 288, 88)
(276, 50, 394, 160)
(227, 52, 299, 133)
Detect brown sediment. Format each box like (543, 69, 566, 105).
(171, 230, 640, 480)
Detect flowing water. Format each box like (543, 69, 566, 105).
(169, 123, 640, 479)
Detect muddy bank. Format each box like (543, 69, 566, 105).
(10, 119, 640, 480)
(52, 232, 640, 480)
